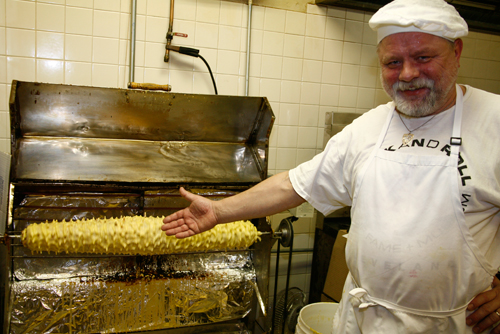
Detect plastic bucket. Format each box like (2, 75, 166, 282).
(295, 316, 310, 333)
(295, 302, 338, 334)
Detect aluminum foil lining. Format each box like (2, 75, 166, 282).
(10, 252, 256, 334)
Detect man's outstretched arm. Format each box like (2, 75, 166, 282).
(161, 171, 306, 238)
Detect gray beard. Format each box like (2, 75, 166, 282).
(385, 78, 438, 117)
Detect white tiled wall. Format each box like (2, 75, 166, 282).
(2, 0, 500, 303)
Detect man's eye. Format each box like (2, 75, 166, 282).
(385, 61, 400, 67)
(418, 56, 431, 62)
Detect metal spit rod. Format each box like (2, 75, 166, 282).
(7, 248, 255, 258)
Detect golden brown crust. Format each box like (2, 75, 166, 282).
(21, 216, 260, 255)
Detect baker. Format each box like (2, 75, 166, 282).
(161, 0, 500, 332)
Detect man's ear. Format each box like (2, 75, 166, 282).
(454, 38, 464, 66)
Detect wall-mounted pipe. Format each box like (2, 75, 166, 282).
(129, 0, 137, 84)
(164, 0, 175, 62)
(245, 0, 253, 96)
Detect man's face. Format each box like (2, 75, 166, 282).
(377, 32, 463, 117)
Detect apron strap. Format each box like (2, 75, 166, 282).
(349, 287, 469, 318)
(449, 84, 464, 157)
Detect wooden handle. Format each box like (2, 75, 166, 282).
(128, 82, 172, 91)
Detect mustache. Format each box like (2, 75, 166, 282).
(393, 78, 434, 92)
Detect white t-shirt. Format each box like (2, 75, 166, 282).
(289, 85, 500, 267)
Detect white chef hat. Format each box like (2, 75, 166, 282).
(369, 0, 468, 44)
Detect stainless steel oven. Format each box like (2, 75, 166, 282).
(1, 81, 275, 334)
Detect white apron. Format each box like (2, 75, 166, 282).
(332, 85, 497, 333)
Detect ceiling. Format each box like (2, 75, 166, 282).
(314, 0, 500, 36)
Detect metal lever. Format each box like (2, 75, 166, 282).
(173, 32, 188, 38)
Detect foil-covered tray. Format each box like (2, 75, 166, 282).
(10, 252, 256, 334)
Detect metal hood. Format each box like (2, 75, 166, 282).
(9, 81, 275, 185)
(315, 0, 500, 36)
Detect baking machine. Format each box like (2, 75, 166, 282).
(0, 81, 275, 334)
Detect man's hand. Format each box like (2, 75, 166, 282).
(161, 187, 219, 238)
(466, 276, 500, 333)
(161, 172, 305, 239)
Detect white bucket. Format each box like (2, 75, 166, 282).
(295, 302, 338, 334)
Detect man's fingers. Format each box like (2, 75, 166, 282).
(162, 216, 181, 227)
(161, 213, 187, 230)
(175, 229, 196, 239)
(467, 304, 492, 326)
(466, 287, 500, 333)
(471, 311, 500, 333)
(163, 206, 190, 225)
(162, 222, 189, 235)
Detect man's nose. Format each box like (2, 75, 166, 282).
(399, 62, 419, 82)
